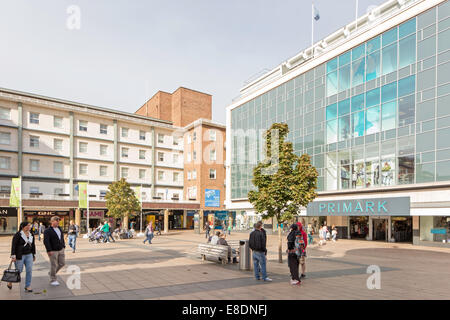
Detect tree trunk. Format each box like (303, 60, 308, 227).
(123, 214, 129, 231)
(278, 223, 283, 263)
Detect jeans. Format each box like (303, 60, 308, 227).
(104, 231, 115, 243)
(143, 233, 154, 244)
(205, 230, 210, 239)
(68, 234, 77, 251)
(308, 234, 313, 244)
(252, 251, 267, 280)
(15, 253, 33, 288)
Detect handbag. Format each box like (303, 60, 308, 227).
(2, 260, 21, 283)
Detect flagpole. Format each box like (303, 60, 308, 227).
(355, 0, 359, 30)
(87, 182, 90, 235)
(311, 3, 314, 57)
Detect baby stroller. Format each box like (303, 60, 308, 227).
(89, 227, 104, 243)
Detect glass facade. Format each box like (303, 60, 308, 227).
(231, 2, 450, 200)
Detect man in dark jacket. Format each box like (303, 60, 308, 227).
(43, 216, 66, 286)
(248, 221, 272, 282)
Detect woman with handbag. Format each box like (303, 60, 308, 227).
(7, 222, 36, 292)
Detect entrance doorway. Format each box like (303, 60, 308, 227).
(350, 216, 369, 239)
(391, 217, 412, 242)
(373, 219, 388, 241)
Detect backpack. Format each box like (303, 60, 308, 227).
(294, 231, 306, 257)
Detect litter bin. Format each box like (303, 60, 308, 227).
(239, 240, 251, 270)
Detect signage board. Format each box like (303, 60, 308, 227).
(205, 189, 220, 207)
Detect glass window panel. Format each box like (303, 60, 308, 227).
(422, 151, 435, 162)
(437, 148, 450, 161)
(326, 120, 338, 144)
(352, 111, 365, 137)
(382, 28, 398, 47)
(437, 94, 450, 117)
(437, 127, 450, 149)
(418, 7, 436, 30)
(417, 35, 436, 60)
(381, 82, 397, 103)
(416, 163, 435, 183)
(438, 83, 450, 97)
(381, 140, 396, 156)
(417, 99, 435, 121)
(327, 71, 338, 96)
(339, 51, 351, 67)
(436, 160, 450, 181)
(398, 155, 415, 184)
(352, 44, 365, 60)
(352, 58, 365, 87)
(439, 0, 450, 20)
(399, 18, 416, 38)
(381, 158, 395, 186)
(399, 34, 416, 68)
(326, 103, 337, 120)
(327, 58, 338, 73)
(417, 131, 435, 152)
(366, 51, 380, 81)
(367, 36, 380, 54)
(338, 115, 351, 141)
(417, 67, 436, 91)
(437, 61, 450, 86)
(366, 88, 380, 107)
(382, 43, 398, 75)
(338, 99, 350, 116)
(382, 101, 397, 131)
(398, 75, 416, 97)
(366, 106, 380, 135)
(339, 65, 351, 92)
(351, 93, 365, 112)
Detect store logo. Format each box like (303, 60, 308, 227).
(366, 265, 381, 290)
(0, 209, 8, 215)
(319, 201, 388, 214)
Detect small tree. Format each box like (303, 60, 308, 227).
(248, 123, 318, 263)
(105, 178, 141, 230)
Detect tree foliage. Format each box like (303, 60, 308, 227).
(105, 178, 141, 221)
(248, 123, 318, 262)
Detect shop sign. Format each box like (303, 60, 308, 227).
(430, 228, 447, 235)
(25, 211, 70, 216)
(83, 210, 105, 219)
(205, 189, 220, 207)
(0, 207, 17, 217)
(306, 197, 410, 216)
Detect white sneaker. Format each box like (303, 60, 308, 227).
(290, 280, 300, 285)
(50, 281, 60, 286)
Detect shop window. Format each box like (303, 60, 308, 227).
(352, 111, 365, 138)
(381, 158, 395, 186)
(338, 116, 350, 141)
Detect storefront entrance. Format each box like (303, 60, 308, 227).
(350, 216, 369, 239)
(391, 217, 412, 242)
(373, 218, 388, 241)
(24, 210, 72, 231)
(0, 208, 18, 234)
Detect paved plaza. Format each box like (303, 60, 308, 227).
(0, 230, 449, 300)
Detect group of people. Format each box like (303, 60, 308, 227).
(7, 216, 68, 292)
(318, 225, 338, 245)
(207, 230, 238, 263)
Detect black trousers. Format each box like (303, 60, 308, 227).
(288, 253, 300, 281)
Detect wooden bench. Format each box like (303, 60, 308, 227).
(227, 240, 241, 255)
(198, 243, 230, 264)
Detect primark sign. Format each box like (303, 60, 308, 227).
(306, 197, 410, 216)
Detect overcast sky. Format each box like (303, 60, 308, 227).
(0, 0, 386, 124)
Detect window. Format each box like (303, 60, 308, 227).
(173, 136, 179, 145)
(53, 161, 63, 174)
(100, 124, 107, 134)
(0, 132, 10, 145)
(187, 135, 192, 144)
(30, 159, 39, 172)
(187, 152, 192, 162)
(398, 75, 416, 97)
(399, 34, 416, 68)
(121, 167, 129, 178)
(381, 101, 397, 131)
(326, 120, 338, 144)
(100, 166, 107, 177)
(158, 171, 164, 181)
(79, 164, 88, 175)
(121, 148, 129, 158)
(139, 150, 146, 160)
(173, 153, 179, 163)
(193, 132, 197, 141)
(0, 108, 10, 120)
(54, 139, 63, 151)
(398, 95, 415, 126)
(187, 186, 197, 200)
(0, 157, 11, 169)
(122, 128, 129, 138)
(139, 169, 146, 179)
(209, 169, 216, 179)
(29, 113, 39, 124)
(326, 71, 338, 96)
(382, 43, 397, 75)
(210, 130, 216, 141)
(192, 169, 197, 180)
(158, 134, 164, 143)
(338, 116, 350, 141)
(157, 192, 165, 200)
(54, 188, 63, 196)
(100, 144, 107, 156)
(366, 106, 380, 135)
(79, 142, 87, 153)
(0, 185, 10, 194)
(399, 18, 416, 38)
(30, 187, 40, 198)
(188, 171, 192, 180)
(173, 172, 179, 182)
(381, 82, 397, 103)
(138, 130, 146, 141)
(54, 116, 63, 128)
(158, 152, 164, 162)
(142, 192, 147, 200)
(210, 149, 216, 161)
(193, 151, 197, 161)
(30, 136, 39, 148)
(172, 193, 179, 200)
(352, 111, 365, 137)
(100, 190, 107, 200)
(366, 51, 380, 81)
(79, 120, 87, 132)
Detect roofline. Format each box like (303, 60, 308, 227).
(182, 118, 226, 131)
(0, 87, 173, 125)
(174, 87, 212, 97)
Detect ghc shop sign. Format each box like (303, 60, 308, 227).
(306, 197, 410, 216)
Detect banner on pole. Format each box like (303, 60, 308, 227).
(78, 182, 88, 209)
(9, 178, 21, 207)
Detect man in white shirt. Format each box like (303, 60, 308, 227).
(210, 231, 221, 245)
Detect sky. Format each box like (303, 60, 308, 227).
(0, 0, 386, 124)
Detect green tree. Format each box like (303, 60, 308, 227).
(248, 123, 318, 263)
(105, 178, 141, 230)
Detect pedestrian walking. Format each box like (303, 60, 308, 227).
(43, 216, 66, 286)
(307, 224, 314, 245)
(143, 222, 154, 244)
(38, 222, 45, 241)
(7, 221, 36, 292)
(249, 221, 272, 282)
(67, 220, 79, 253)
(156, 221, 162, 235)
(287, 224, 301, 285)
(227, 223, 231, 235)
(205, 222, 211, 239)
(297, 222, 308, 279)
(101, 221, 114, 243)
(332, 226, 338, 242)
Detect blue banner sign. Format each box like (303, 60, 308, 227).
(430, 228, 447, 235)
(306, 197, 410, 216)
(205, 189, 220, 207)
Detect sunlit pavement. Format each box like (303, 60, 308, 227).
(0, 230, 449, 300)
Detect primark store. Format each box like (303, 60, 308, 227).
(226, 0, 450, 246)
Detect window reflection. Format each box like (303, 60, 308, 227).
(398, 156, 415, 184)
(398, 94, 415, 126)
(381, 158, 395, 186)
(382, 43, 398, 75)
(366, 51, 380, 81)
(366, 106, 380, 135)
